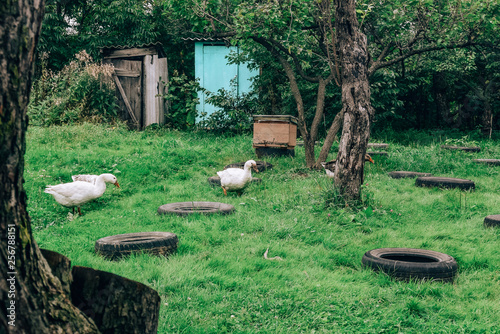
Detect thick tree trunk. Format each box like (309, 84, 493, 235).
(333, 0, 374, 202)
(0, 1, 100, 333)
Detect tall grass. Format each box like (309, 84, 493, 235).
(25, 124, 500, 333)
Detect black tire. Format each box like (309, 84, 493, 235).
(224, 160, 273, 172)
(158, 201, 235, 216)
(474, 159, 500, 166)
(255, 147, 294, 158)
(362, 248, 458, 282)
(95, 232, 178, 260)
(368, 143, 389, 149)
(388, 171, 433, 179)
(441, 145, 481, 153)
(415, 176, 475, 190)
(366, 151, 388, 156)
(484, 214, 500, 228)
(208, 176, 261, 187)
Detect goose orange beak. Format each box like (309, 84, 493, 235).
(114, 182, 120, 188)
(368, 156, 374, 164)
(253, 166, 259, 173)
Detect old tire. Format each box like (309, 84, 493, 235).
(362, 248, 458, 282)
(484, 214, 500, 228)
(415, 176, 475, 190)
(441, 145, 480, 153)
(368, 143, 389, 149)
(158, 201, 235, 216)
(388, 171, 433, 179)
(208, 176, 261, 187)
(366, 151, 388, 156)
(224, 160, 273, 172)
(474, 159, 500, 166)
(95, 232, 178, 260)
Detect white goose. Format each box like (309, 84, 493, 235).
(72, 174, 98, 184)
(217, 160, 258, 196)
(45, 173, 120, 215)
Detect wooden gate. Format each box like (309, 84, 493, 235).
(101, 44, 168, 129)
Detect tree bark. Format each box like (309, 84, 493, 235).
(333, 0, 374, 202)
(0, 1, 100, 333)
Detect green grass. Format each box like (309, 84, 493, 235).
(25, 124, 500, 333)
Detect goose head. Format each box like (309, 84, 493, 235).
(244, 160, 259, 173)
(99, 173, 120, 187)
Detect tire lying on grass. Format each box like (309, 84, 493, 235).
(95, 232, 178, 260)
(415, 176, 475, 190)
(441, 145, 480, 153)
(366, 151, 388, 157)
(474, 159, 500, 166)
(158, 201, 235, 216)
(484, 214, 500, 228)
(368, 143, 389, 149)
(224, 160, 273, 172)
(208, 176, 262, 187)
(388, 171, 433, 179)
(362, 248, 458, 282)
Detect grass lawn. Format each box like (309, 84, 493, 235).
(25, 124, 500, 333)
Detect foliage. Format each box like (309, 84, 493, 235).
(198, 80, 257, 134)
(444, 135, 480, 148)
(37, 0, 160, 72)
(28, 51, 118, 126)
(33, 0, 500, 135)
(25, 124, 500, 333)
(162, 71, 202, 130)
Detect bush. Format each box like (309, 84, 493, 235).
(197, 81, 257, 134)
(162, 71, 201, 130)
(28, 51, 118, 126)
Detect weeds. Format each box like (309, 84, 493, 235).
(25, 124, 500, 333)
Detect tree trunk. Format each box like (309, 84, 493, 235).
(0, 1, 100, 333)
(314, 112, 344, 168)
(333, 0, 374, 202)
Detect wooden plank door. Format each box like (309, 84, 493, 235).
(107, 59, 143, 128)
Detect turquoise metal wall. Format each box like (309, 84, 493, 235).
(195, 42, 258, 122)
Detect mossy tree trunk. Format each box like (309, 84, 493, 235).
(333, 0, 374, 202)
(0, 1, 99, 332)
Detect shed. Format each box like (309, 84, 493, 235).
(187, 39, 258, 122)
(101, 43, 168, 129)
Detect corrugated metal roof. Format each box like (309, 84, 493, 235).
(182, 37, 226, 42)
(99, 41, 164, 50)
(100, 42, 166, 58)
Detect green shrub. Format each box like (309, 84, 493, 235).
(28, 51, 118, 126)
(162, 71, 201, 130)
(197, 81, 257, 134)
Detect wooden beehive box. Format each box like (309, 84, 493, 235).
(252, 115, 298, 149)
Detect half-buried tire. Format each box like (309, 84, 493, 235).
(388, 171, 433, 179)
(474, 159, 500, 166)
(484, 214, 500, 228)
(208, 176, 261, 187)
(158, 201, 235, 216)
(441, 145, 480, 153)
(224, 160, 273, 172)
(95, 232, 178, 260)
(415, 176, 475, 190)
(362, 248, 458, 282)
